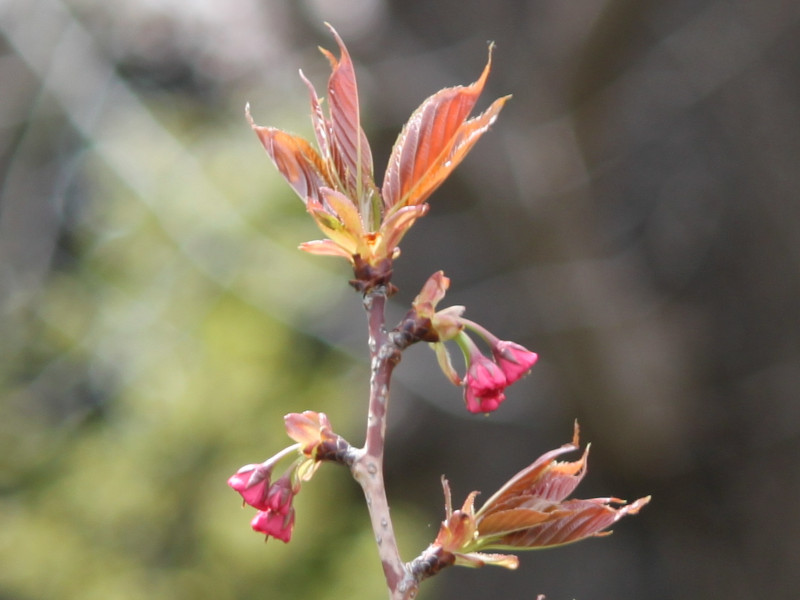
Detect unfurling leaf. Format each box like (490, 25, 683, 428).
(246, 108, 331, 203)
(491, 496, 651, 549)
(319, 23, 375, 204)
(479, 421, 584, 511)
(248, 26, 509, 273)
(472, 423, 651, 550)
(428, 422, 650, 567)
(382, 44, 510, 212)
(476, 506, 561, 538)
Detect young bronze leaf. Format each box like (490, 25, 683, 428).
(300, 70, 331, 165)
(247, 109, 331, 204)
(477, 506, 565, 538)
(320, 187, 365, 238)
(478, 428, 581, 514)
(481, 493, 554, 515)
(382, 46, 509, 211)
(376, 204, 429, 256)
(298, 239, 353, 261)
(494, 497, 651, 550)
(305, 197, 358, 253)
(521, 447, 588, 502)
(320, 24, 375, 200)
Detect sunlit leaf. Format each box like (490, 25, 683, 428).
(320, 187, 365, 238)
(298, 239, 354, 261)
(247, 108, 332, 204)
(453, 551, 519, 570)
(375, 203, 428, 256)
(306, 199, 358, 254)
(382, 45, 510, 211)
(319, 23, 375, 202)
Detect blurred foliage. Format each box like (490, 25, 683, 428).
(0, 3, 431, 598)
(0, 103, 414, 599)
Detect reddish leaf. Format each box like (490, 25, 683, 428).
(382, 46, 510, 211)
(247, 107, 331, 204)
(489, 447, 588, 515)
(523, 447, 588, 503)
(477, 506, 564, 538)
(375, 203, 428, 258)
(492, 496, 651, 550)
(471, 423, 649, 551)
(319, 24, 375, 202)
(298, 239, 353, 261)
(299, 70, 331, 165)
(478, 423, 582, 513)
(481, 493, 556, 515)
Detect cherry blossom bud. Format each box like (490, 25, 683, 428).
(266, 474, 295, 515)
(492, 340, 538, 384)
(251, 507, 296, 543)
(463, 351, 508, 414)
(227, 463, 273, 511)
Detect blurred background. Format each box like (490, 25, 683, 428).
(2, 0, 800, 598)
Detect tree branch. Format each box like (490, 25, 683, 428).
(351, 287, 418, 599)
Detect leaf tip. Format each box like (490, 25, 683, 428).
(321, 22, 350, 64)
(245, 102, 255, 127)
(629, 495, 652, 513)
(441, 475, 453, 517)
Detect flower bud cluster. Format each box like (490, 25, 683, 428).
(407, 272, 539, 414)
(457, 330, 539, 414)
(227, 411, 345, 543)
(228, 463, 298, 543)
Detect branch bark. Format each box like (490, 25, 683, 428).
(351, 287, 419, 600)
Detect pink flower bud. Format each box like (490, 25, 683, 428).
(266, 475, 295, 515)
(464, 384, 506, 414)
(492, 340, 538, 384)
(251, 507, 296, 543)
(227, 463, 273, 511)
(463, 353, 508, 414)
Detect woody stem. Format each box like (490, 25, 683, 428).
(352, 287, 417, 600)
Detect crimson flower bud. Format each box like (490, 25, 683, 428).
(463, 352, 508, 414)
(266, 474, 295, 515)
(227, 463, 273, 511)
(251, 507, 296, 543)
(491, 340, 538, 384)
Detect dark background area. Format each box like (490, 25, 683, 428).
(2, 0, 799, 599)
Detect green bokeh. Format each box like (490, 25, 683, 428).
(0, 79, 428, 600)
